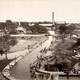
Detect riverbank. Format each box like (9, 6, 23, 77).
(1, 35, 48, 80)
(8, 36, 52, 80)
(0, 59, 14, 80)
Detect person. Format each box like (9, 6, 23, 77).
(30, 65, 36, 79)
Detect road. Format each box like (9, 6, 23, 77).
(10, 36, 53, 80)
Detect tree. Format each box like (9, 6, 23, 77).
(0, 23, 6, 30)
(66, 24, 76, 38)
(0, 34, 10, 60)
(30, 23, 48, 34)
(49, 38, 80, 74)
(0, 31, 17, 60)
(59, 24, 67, 42)
(21, 22, 32, 34)
(59, 24, 75, 42)
(6, 20, 17, 34)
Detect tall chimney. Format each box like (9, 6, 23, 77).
(52, 12, 54, 25)
(51, 12, 55, 30)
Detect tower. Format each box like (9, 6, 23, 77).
(51, 12, 55, 30)
(16, 19, 26, 34)
(52, 12, 56, 41)
(18, 19, 21, 26)
(52, 12, 55, 25)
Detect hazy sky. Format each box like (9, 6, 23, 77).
(0, 0, 80, 22)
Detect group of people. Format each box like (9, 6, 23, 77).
(30, 64, 50, 80)
(30, 55, 46, 80)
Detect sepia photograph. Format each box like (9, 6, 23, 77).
(0, 0, 80, 80)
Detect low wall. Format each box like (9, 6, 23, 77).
(2, 55, 26, 80)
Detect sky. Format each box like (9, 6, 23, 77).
(0, 0, 80, 23)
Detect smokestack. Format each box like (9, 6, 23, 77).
(52, 12, 54, 25)
(51, 12, 55, 30)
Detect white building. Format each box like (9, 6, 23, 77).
(16, 22, 26, 34)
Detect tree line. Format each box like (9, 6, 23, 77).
(0, 20, 48, 34)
